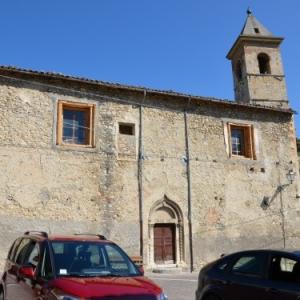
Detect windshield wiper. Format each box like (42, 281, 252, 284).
(96, 272, 124, 277)
(59, 273, 98, 278)
(58, 272, 130, 278)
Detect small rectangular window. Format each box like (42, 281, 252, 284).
(228, 123, 255, 159)
(57, 101, 95, 147)
(119, 123, 135, 136)
(117, 122, 136, 160)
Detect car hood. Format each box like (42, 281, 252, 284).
(51, 276, 161, 298)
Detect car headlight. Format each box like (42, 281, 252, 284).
(52, 288, 82, 300)
(57, 296, 81, 300)
(157, 292, 168, 300)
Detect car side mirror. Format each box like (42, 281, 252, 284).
(139, 266, 144, 275)
(19, 266, 35, 279)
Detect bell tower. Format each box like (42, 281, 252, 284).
(227, 9, 288, 108)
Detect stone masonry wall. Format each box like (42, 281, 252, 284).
(231, 42, 288, 108)
(245, 44, 288, 106)
(0, 74, 299, 271)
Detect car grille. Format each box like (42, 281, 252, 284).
(91, 295, 157, 300)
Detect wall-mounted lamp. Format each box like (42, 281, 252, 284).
(286, 169, 296, 185)
(261, 169, 296, 209)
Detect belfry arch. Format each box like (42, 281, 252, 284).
(148, 196, 185, 267)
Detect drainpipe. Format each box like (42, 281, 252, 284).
(184, 97, 194, 272)
(277, 162, 286, 248)
(138, 90, 146, 258)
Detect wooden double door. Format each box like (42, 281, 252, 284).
(154, 223, 175, 264)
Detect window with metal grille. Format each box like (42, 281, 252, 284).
(57, 101, 95, 147)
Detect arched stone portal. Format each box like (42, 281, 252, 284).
(148, 196, 185, 268)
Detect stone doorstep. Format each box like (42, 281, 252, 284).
(149, 264, 184, 274)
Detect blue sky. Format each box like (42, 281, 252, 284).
(1, 1, 300, 135)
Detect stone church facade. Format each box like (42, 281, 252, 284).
(0, 12, 299, 271)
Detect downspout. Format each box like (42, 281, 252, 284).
(184, 97, 194, 272)
(138, 90, 146, 258)
(277, 162, 286, 248)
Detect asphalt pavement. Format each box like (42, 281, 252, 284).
(147, 272, 198, 300)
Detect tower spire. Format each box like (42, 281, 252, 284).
(226, 12, 288, 108)
(241, 10, 273, 36)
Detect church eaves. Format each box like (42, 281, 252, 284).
(0, 65, 293, 115)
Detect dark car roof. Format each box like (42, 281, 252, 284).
(223, 249, 300, 259)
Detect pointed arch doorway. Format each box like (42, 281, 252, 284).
(148, 196, 184, 267)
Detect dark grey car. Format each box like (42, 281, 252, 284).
(196, 249, 300, 300)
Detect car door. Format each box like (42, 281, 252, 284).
(221, 252, 269, 300)
(3, 238, 21, 299)
(32, 242, 55, 300)
(17, 240, 41, 299)
(265, 254, 300, 300)
(5, 238, 32, 300)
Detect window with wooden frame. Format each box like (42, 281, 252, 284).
(228, 123, 255, 159)
(57, 101, 95, 147)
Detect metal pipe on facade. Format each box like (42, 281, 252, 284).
(184, 97, 194, 272)
(277, 162, 286, 248)
(138, 90, 146, 258)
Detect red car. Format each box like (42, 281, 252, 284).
(0, 231, 168, 300)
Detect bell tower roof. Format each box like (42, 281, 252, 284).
(226, 9, 288, 108)
(227, 10, 283, 59)
(241, 9, 273, 36)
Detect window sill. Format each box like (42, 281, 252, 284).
(55, 143, 97, 153)
(230, 154, 256, 160)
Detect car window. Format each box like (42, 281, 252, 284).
(269, 255, 300, 283)
(231, 254, 265, 277)
(88, 244, 107, 266)
(280, 257, 297, 272)
(7, 238, 21, 262)
(39, 245, 54, 279)
(15, 239, 32, 265)
(50, 241, 140, 277)
(105, 244, 130, 273)
(24, 242, 40, 267)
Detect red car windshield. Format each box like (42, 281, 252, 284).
(50, 241, 140, 277)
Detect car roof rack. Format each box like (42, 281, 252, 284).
(24, 231, 48, 238)
(74, 233, 106, 240)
